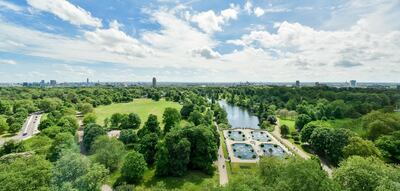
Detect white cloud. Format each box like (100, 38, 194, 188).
(85, 21, 152, 58)
(191, 4, 239, 34)
(0, 0, 22, 12)
(254, 7, 265, 17)
(191, 47, 221, 59)
(0, 59, 16, 65)
(244, 1, 253, 14)
(27, 0, 102, 27)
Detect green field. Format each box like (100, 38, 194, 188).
(278, 118, 296, 133)
(94, 99, 182, 127)
(327, 118, 365, 136)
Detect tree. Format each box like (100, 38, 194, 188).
(92, 136, 125, 172)
(83, 124, 106, 152)
(188, 110, 205, 126)
(343, 136, 381, 159)
(139, 133, 159, 165)
(266, 115, 277, 125)
(367, 120, 393, 140)
(0, 155, 52, 191)
(78, 103, 94, 114)
(121, 151, 147, 183)
(41, 125, 61, 139)
(280, 124, 289, 138)
(57, 116, 79, 135)
(138, 114, 160, 137)
(110, 113, 124, 128)
(300, 121, 330, 143)
(38, 98, 62, 112)
(0, 116, 9, 134)
(120, 113, 141, 129)
(119, 129, 139, 146)
(180, 104, 194, 119)
(162, 107, 181, 134)
(38, 119, 54, 131)
(0, 140, 25, 156)
(375, 131, 400, 163)
(8, 123, 22, 134)
(295, 114, 312, 131)
(155, 136, 191, 177)
(333, 156, 400, 191)
(52, 152, 108, 191)
(48, 132, 77, 162)
(83, 113, 97, 125)
(258, 157, 339, 191)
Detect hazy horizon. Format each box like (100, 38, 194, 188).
(0, 0, 399, 82)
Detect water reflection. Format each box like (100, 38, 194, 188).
(218, 100, 260, 129)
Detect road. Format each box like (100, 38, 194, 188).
(271, 119, 333, 176)
(0, 113, 42, 145)
(215, 123, 229, 185)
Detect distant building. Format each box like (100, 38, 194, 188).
(350, 80, 357, 87)
(87, 78, 89, 84)
(152, 77, 157, 88)
(40, 80, 45, 87)
(295, 80, 300, 87)
(50, 80, 57, 86)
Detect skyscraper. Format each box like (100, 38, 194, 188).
(152, 77, 156, 88)
(350, 80, 357, 87)
(295, 80, 300, 87)
(87, 78, 89, 84)
(50, 80, 57, 86)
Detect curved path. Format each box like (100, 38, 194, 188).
(215, 123, 228, 185)
(271, 119, 333, 176)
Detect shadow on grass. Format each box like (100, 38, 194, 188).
(1, 133, 17, 138)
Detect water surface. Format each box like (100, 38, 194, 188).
(218, 100, 260, 129)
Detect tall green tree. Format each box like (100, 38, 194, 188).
(92, 136, 125, 172)
(162, 107, 181, 134)
(121, 151, 147, 183)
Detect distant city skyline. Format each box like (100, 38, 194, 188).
(0, 0, 399, 82)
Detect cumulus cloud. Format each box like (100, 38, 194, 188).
(27, 0, 102, 27)
(254, 7, 265, 17)
(191, 4, 239, 34)
(191, 47, 221, 59)
(0, 59, 17, 65)
(85, 20, 152, 58)
(244, 1, 253, 14)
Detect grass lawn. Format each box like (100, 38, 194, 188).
(227, 162, 258, 180)
(278, 118, 296, 133)
(94, 98, 182, 127)
(326, 118, 365, 136)
(219, 131, 229, 159)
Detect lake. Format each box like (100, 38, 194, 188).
(218, 100, 260, 129)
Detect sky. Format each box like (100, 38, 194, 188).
(0, 0, 399, 83)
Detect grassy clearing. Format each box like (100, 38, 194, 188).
(326, 118, 365, 136)
(278, 118, 296, 133)
(94, 99, 182, 127)
(227, 162, 258, 180)
(219, 131, 229, 159)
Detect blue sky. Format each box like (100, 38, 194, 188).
(0, 0, 399, 82)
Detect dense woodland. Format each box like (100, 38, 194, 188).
(0, 86, 399, 191)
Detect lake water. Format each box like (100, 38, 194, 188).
(218, 100, 260, 129)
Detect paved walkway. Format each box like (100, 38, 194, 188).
(271, 119, 333, 176)
(215, 123, 228, 186)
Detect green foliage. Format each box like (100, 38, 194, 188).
(0, 155, 52, 191)
(41, 125, 62, 139)
(0, 140, 25, 156)
(78, 103, 94, 114)
(138, 114, 160, 137)
(120, 113, 141, 129)
(119, 129, 139, 146)
(162, 107, 181, 134)
(51, 152, 108, 191)
(310, 127, 353, 165)
(0, 116, 9, 134)
(83, 123, 106, 152)
(38, 98, 63, 112)
(188, 110, 205, 126)
(38, 119, 54, 131)
(333, 156, 400, 191)
(83, 113, 97, 125)
(375, 131, 400, 163)
(295, 114, 312, 131)
(300, 121, 330, 143)
(92, 136, 125, 172)
(121, 151, 147, 183)
(139, 133, 159, 165)
(280, 124, 290, 137)
(343, 136, 382, 159)
(48, 132, 77, 162)
(180, 104, 194, 119)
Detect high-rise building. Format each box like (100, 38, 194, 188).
(295, 80, 300, 87)
(50, 80, 57, 86)
(40, 80, 45, 87)
(87, 78, 89, 84)
(350, 80, 357, 87)
(152, 77, 157, 88)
